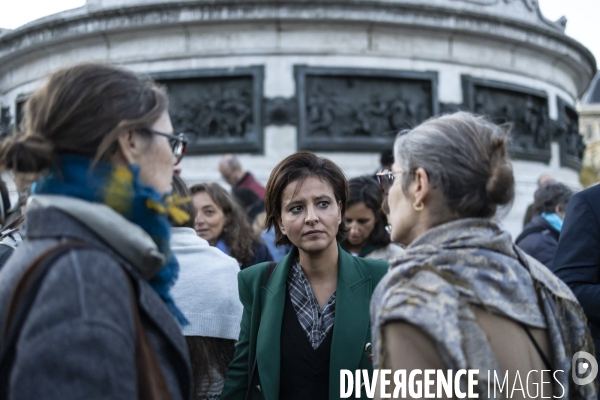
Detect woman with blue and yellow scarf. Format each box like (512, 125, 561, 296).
(0, 63, 192, 400)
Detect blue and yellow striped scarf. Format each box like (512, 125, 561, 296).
(32, 154, 189, 326)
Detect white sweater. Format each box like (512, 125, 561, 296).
(170, 227, 243, 340)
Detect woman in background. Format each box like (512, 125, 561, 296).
(170, 175, 242, 400)
(516, 182, 573, 269)
(190, 182, 272, 269)
(341, 175, 403, 261)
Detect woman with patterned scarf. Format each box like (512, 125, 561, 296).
(371, 112, 596, 399)
(0, 63, 192, 399)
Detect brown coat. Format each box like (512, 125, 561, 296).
(377, 306, 553, 400)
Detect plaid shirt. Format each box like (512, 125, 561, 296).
(287, 262, 336, 349)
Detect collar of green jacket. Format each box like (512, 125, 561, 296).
(229, 243, 388, 400)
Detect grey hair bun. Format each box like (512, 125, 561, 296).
(485, 134, 514, 206)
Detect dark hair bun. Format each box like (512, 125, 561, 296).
(0, 63, 168, 183)
(0, 134, 55, 173)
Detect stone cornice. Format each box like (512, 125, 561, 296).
(580, 104, 600, 116)
(0, 1, 596, 94)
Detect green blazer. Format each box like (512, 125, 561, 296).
(221, 244, 388, 400)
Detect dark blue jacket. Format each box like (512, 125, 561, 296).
(516, 215, 560, 270)
(217, 236, 273, 270)
(244, 241, 273, 270)
(551, 184, 600, 357)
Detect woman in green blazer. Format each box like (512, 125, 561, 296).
(221, 152, 388, 400)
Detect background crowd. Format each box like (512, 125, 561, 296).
(0, 63, 598, 400)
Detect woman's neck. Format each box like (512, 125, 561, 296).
(208, 234, 224, 247)
(298, 240, 339, 282)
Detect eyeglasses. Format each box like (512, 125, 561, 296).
(144, 129, 188, 165)
(376, 168, 409, 194)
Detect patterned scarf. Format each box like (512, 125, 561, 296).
(370, 218, 596, 399)
(31, 154, 190, 326)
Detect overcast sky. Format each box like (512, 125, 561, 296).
(0, 0, 598, 65)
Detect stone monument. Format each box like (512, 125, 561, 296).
(0, 0, 596, 236)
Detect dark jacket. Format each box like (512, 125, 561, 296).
(217, 236, 273, 270)
(0, 195, 193, 400)
(220, 245, 388, 400)
(0, 215, 25, 271)
(234, 172, 265, 200)
(551, 184, 600, 358)
(0, 244, 13, 271)
(244, 241, 273, 270)
(523, 203, 535, 227)
(516, 215, 560, 269)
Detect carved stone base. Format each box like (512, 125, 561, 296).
(462, 76, 551, 163)
(295, 66, 438, 152)
(151, 66, 264, 154)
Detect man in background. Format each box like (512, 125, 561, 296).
(379, 148, 394, 171)
(218, 154, 265, 199)
(522, 173, 555, 227)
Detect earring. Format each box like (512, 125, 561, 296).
(412, 201, 424, 211)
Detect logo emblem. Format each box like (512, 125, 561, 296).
(572, 351, 598, 385)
